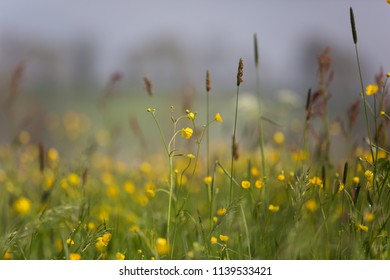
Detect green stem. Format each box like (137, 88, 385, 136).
(255, 66, 266, 177)
(151, 112, 169, 156)
(167, 154, 174, 244)
(230, 86, 240, 204)
(354, 44, 374, 165)
(240, 204, 252, 259)
(207, 92, 210, 176)
(210, 161, 217, 228)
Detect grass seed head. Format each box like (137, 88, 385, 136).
(38, 143, 45, 173)
(254, 33, 259, 68)
(232, 136, 239, 160)
(206, 70, 211, 92)
(143, 75, 153, 97)
(350, 7, 358, 44)
(236, 58, 244, 86)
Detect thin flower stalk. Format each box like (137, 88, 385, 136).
(350, 7, 376, 183)
(254, 34, 266, 177)
(230, 58, 244, 204)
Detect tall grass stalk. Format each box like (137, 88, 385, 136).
(205, 70, 213, 224)
(240, 204, 252, 259)
(206, 70, 211, 177)
(350, 7, 375, 171)
(303, 88, 312, 154)
(229, 58, 244, 204)
(254, 34, 266, 177)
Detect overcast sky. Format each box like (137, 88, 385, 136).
(0, 0, 389, 92)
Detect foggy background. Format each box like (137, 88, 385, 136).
(0, 0, 389, 94)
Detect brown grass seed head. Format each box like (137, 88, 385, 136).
(237, 58, 244, 86)
(206, 70, 211, 92)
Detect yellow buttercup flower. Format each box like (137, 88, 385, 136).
(181, 127, 193, 139)
(124, 181, 135, 194)
(67, 173, 80, 186)
(364, 170, 373, 181)
(95, 233, 112, 251)
(210, 236, 218, 244)
(365, 84, 379, 95)
(140, 162, 152, 174)
(251, 166, 260, 178)
(102, 233, 112, 243)
(363, 211, 375, 222)
(357, 223, 368, 232)
(106, 185, 119, 198)
(268, 204, 280, 212)
(48, 148, 59, 163)
(186, 251, 194, 259)
(13, 197, 31, 216)
(273, 131, 285, 145)
(219, 234, 229, 242)
(338, 183, 345, 193)
(241, 180, 251, 189)
(309, 176, 323, 188)
(129, 225, 140, 233)
(145, 182, 155, 198)
(3, 250, 11, 260)
(69, 253, 81, 260)
(277, 171, 285, 182)
(352, 177, 360, 184)
(187, 112, 195, 120)
(216, 208, 226, 216)
(305, 199, 318, 212)
(156, 237, 169, 255)
(66, 238, 75, 246)
(204, 176, 212, 184)
(215, 113, 223, 122)
(95, 238, 106, 251)
(87, 222, 95, 231)
(255, 180, 264, 189)
(116, 252, 125, 260)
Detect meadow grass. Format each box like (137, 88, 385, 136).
(1, 7, 390, 260)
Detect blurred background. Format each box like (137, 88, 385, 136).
(0, 0, 389, 160)
(0, 0, 389, 90)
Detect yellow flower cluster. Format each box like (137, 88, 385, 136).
(364, 170, 373, 181)
(309, 176, 323, 188)
(95, 233, 112, 252)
